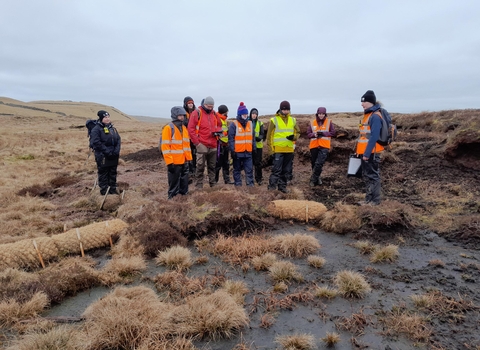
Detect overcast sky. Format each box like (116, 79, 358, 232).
(1, 0, 479, 117)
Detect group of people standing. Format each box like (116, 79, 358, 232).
(91, 90, 385, 206)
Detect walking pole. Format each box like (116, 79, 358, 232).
(100, 186, 110, 210)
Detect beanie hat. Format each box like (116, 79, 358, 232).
(204, 96, 214, 105)
(279, 100, 291, 110)
(218, 105, 229, 115)
(316, 107, 327, 115)
(237, 102, 249, 116)
(361, 90, 376, 105)
(97, 110, 109, 121)
(171, 106, 187, 121)
(183, 96, 194, 105)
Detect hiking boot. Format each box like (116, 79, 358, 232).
(318, 179, 322, 185)
(257, 180, 263, 186)
(100, 189, 107, 195)
(109, 188, 120, 195)
(279, 188, 289, 194)
(224, 180, 235, 184)
(357, 201, 370, 206)
(309, 181, 316, 187)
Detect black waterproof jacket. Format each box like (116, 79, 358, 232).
(90, 122, 121, 157)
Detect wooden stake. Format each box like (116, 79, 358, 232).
(32, 240, 45, 268)
(121, 189, 125, 200)
(100, 186, 110, 210)
(109, 235, 113, 248)
(76, 228, 85, 257)
(63, 223, 67, 232)
(306, 204, 309, 223)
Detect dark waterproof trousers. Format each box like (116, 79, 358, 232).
(253, 147, 263, 184)
(188, 142, 197, 175)
(361, 153, 381, 204)
(195, 144, 217, 188)
(233, 155, 254, 186)
(215, 144, 231, 183)
(96, 154, 118, 194)
(268, 153, 294, 192)
(310, 147, 329, 184)
(168, 163, 189, 199)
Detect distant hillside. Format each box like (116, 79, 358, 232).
(0, 97, 136, 122)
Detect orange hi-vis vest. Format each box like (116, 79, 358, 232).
(309, 118, 331, 149)
(161, 123, 192, 165)
(233, 120, 253, 153)
(356, 112, 385, 155)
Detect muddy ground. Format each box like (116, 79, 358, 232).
(3, 109, 480, 349)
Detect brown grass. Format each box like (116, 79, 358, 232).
(321, 332, 340, 347)
(428, 258, 445, 267)
(353, 240, 376, 255)
(380, 308, 432, 343)
(259, 313, 276, 328)
(251, 252, 278, 271)
(101, 256, 147, 285)
(370, 244, 399, 263)
(212, 234, 272, 265)
(268, 261, 304, 283)
(0, 292, 49, 327)
(320, 203, 362, 234)
(357, 200, 416, 230)
(155, 245, 193, 271)
(313, 286, 338, 299)
(5, 325, 81, 350)
(221, 280, 250, 305)
(307, 255, 326, 268)
(275, 333, 316, 349)
(271, 233, 321, 258)
(335, 309, 370, 335)
(333, 270, 371, 298)
(410, 290, 476, 322)
(153, 271, 208, 302)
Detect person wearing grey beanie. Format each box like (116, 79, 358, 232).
(187, 96, 222, 188)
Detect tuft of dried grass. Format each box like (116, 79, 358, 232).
(313, 286, 338, 299)
(110, 234, 145, 258)
(273, 282, 289, 293)
(221, 280, 249, 305)
(335, 309, 369, 335)
(353, 240, 376, 255)
(307, 255, 326, 268)
(5, 325, 81, 350)
(333, 270, 371, 298)
(101, 256, 147, 285)
(259, 313, 276, 329)
(212, 234, 272, 265)
(251, 252, 277, 271)
(380, 308, 432, 343)
(320, 203, 362, 234)
(272, 233, 320, 258)
(357, 200, 416, 230)
(275, 332, 316, 350)
(153, 271, 208, 301)
(268, 261, 303, 283)
(0, 292, 49, 327)
(410, 294, 433, 308)
(370, 244, 399, 263)
(321, 332, 341, 347)
(428, 259, 445, 267)
(155, 245, 193, 271)
(195, 255, 209, 264)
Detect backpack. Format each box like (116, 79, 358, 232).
(86, 119, 99, 149)
(374, 108, 397, 147)
(158, 123, 175, 153)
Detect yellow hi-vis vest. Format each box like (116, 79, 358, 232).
(272, 116, 295, 150)
(356, 112, 385, 155)
(254, 120, 263, 149)
(233, 120, 253, 153)
(161, 123, 192, 165)
(309, 118, 331, 149)
(220, 118, 228, 143)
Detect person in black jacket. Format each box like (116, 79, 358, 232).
(90, 110, 121, 195)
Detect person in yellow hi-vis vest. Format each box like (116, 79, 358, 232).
(161, 106, 192, 199)
(356, 90, 384, 205)
(307, 107, 336, 187)
(215, 104, 234, 184)
(266, 100, 300, 193)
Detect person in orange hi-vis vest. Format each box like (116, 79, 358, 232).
(356, 90, 384, 206)
(307, 107, 336, 187)
(228, 102, 256, 186)
(161, 106, 192, 199)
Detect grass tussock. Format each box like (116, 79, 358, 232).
(380, 308, 432, 343)
(101, 256, 147, 285)
(357, 200, 416, 230)
(320, 203, 362, 234)
(333, 270, 371, 298)
(0, 292, 49, 327)
(271, 233, 320, 258)
(273, 282, 289, 293)
(353, 240, 376, 255)
(313, 286, 338, 299)
(275, 332, 316, 350)
(155, 245, 193, 271)
(268, 261, 303, 283)
(321, 332, 341, 347)
(259, 313, 276, 329)
(153, 271, 208, 301)
(212, 234, 272, 265)
(370, 244, 399, 263)
(251, 253, 278, 271)
(109, 234, 145, 258)
(335, 309, 369, 335)
(429, 259, 446, 267)
(410, 290, 475, 321)
(0, 268, 40, 303)
(307, 255, 326, 268)
(221, 280, 249, 305)
(6, 325, 81, 350)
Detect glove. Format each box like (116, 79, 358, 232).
(255, 136, 262, 142)
(167, 164, 175, 172)
(286, 134, 294, 141)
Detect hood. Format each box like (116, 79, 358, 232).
(171, 106, 187, 120)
